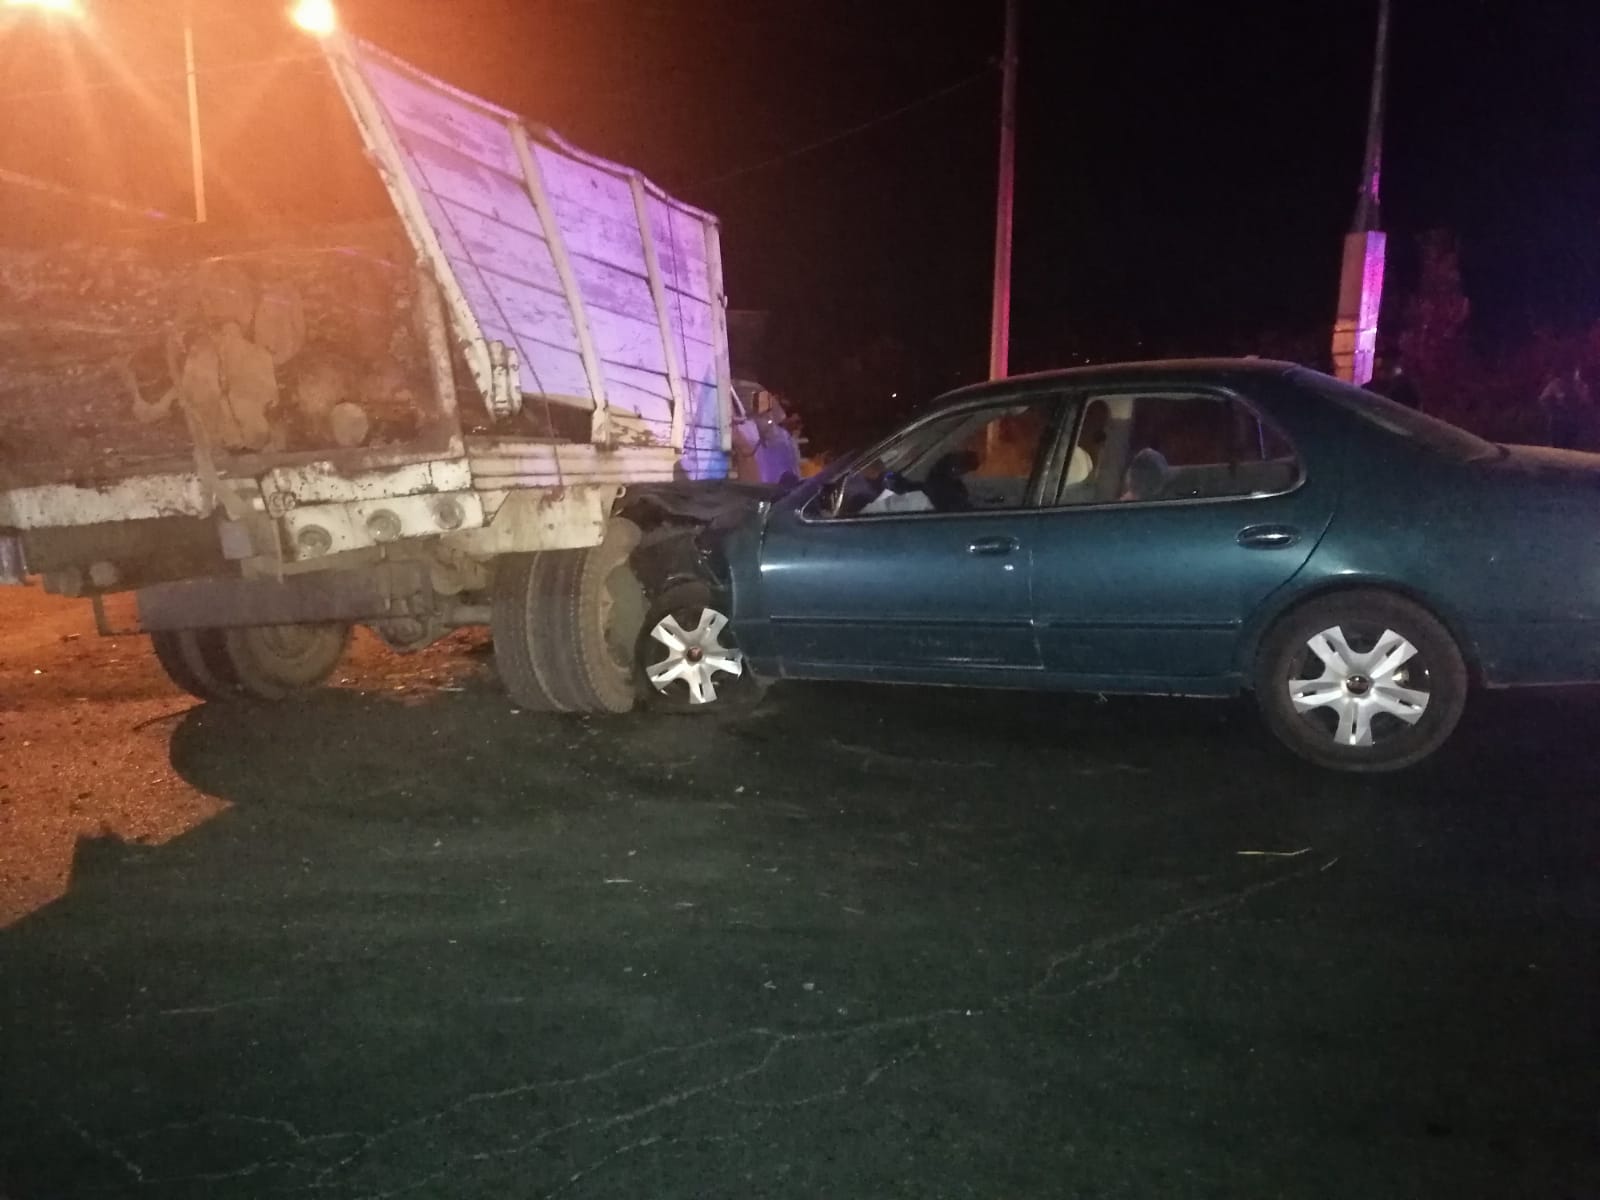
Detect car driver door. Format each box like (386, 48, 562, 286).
(755, 393, 1069, 680)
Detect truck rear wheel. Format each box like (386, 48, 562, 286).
(491, 519, 646, 715)
(491, 552, 570, 711)
(558, 517, 645, 714)
(150, 629, 237, 701)
(221, 623, 350, 700)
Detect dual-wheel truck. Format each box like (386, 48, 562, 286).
(0, 34, 791, 712)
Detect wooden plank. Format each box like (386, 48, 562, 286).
(363, 57, 524, 179)
(597, 373, 673, 428)
(581, 271, 716, 355)
(411, 192, 549, 407)
(531, 180, 715, 309)
(469, 445, 729, 485)
(664, 293, 715, 346)
(435, 199, 564, 297)
(577, 373, 709, 434)
(497, 330, 593, 406)
(709, 240, 734, 454)
(606, 410, 672, 446)
(401, 128, 544, 237)
(539, 149, 704, 287)
(473, 272, 583, 351)
(590, 311, 669, 377)
(678, 448, 731, 481)
(664, 206, 712, 297)
(415, 192, 505, 315)
(511, 122, 610, 436)
(565, 257, 667, 336)
(568, 251, 716, 344)
(677, 339, 723, 430)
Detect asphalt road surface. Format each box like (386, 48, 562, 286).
(2, 584, 1597, 1199)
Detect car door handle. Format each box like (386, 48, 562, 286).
(968, 535, 1019, 556)
(1237, 524, 1301, 550)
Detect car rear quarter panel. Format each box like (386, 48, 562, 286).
(1243, 436, 1600, 687)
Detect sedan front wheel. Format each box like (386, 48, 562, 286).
(636, 582, 763, 713)
(1255, 590, 1468, 772)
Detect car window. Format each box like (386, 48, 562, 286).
(1053, 392, 1301, 506)
(818, 397, 1061, 519)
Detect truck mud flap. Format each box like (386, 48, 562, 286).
(0, 535, 24, 586)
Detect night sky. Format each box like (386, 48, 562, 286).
(2, 0, 1597, 429)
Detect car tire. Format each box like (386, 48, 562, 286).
(150, 629, 237, 701)
(221, 623, 351, 700)
(1254, 589, 1468, 772)
(636, 581, 763, 714)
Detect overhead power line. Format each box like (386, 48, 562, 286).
(693, 64, 995, 190)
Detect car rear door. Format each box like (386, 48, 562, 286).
(1030, 385, 1339, 685)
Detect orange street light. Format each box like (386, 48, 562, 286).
(289, 0, 337, 38)
(9, 0, 337, 224)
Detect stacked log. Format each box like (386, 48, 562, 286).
(0, 218, 436, 488)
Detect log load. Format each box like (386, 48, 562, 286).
(0, 218, 439, 488)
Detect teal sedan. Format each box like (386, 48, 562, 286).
(638, 360, 1600, 771)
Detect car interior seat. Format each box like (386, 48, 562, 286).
(1123, 447, 1171, 501)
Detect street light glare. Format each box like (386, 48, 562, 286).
(4, 0, 82, 14)
(289, 0, 337, 36)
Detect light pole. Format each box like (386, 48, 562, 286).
(988, 0, 1019, 382)
(1332, 0, 1392, 384)
(185, 1, 339, 221)
(181, 1, 205, 222)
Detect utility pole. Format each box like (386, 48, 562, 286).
(987, 0, 1018, 381)
(182, 0, 206, 223)
(1332, 0, 1391, 383)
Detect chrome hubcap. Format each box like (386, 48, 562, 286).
(1288, 624, 1430, 747)
(646, 607, 744, 704)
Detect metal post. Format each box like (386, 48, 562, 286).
(987, 0, 1018, 381)
(183, 8, 207, 224)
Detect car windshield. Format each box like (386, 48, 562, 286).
(1291, 367, 1498, 462)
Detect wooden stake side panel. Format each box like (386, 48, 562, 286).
(345, 40, 727, 477)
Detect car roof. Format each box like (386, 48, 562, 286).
(938, 357, 1302, 405)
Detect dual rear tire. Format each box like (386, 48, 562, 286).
(150, 623, 350, 702)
